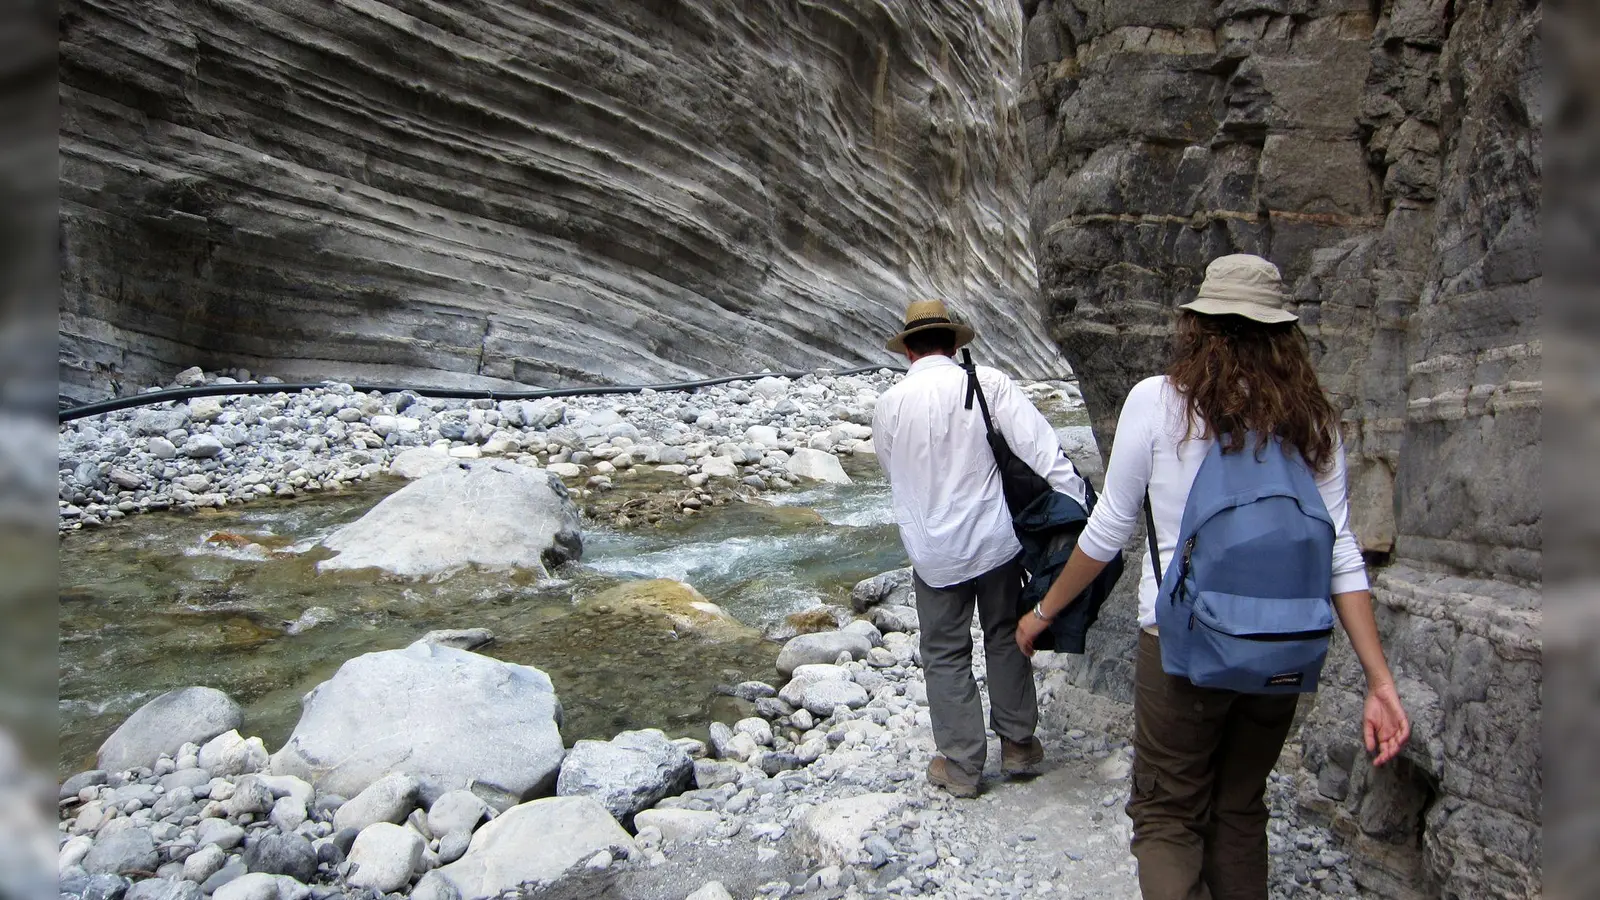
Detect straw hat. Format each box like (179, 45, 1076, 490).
(885, 299, 976, 354)
(1179, 254, 1298, 324)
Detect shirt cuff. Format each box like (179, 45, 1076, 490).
(1331, 569, 1370, 595)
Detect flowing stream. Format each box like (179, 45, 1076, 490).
(57, 459, 905, 776)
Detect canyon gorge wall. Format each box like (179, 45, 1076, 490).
(1020, 1, 1541, 897)
(59, 0, 1062, 402)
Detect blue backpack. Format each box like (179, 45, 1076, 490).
(1147, 435, 1337, 694)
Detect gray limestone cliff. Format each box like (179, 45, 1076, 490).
(59, 0, 1061, 402)
(1020, 1, 1541, 897)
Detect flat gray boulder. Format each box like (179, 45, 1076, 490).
(270, 641, 564, 810)
(866, 604, 919, 634)
(775, 631, 873, 677)
(432, 796, 636, 900)
(83, 823, 157, 875)
(555, 729, 693, 828)
(850, 568, 914, 613)
(97, 687, 242, 773)
(318, 460, 582, 578)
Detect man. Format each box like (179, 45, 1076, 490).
(872, 299, 1090, 797)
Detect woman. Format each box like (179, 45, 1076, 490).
(1016, 254, 1410, 900)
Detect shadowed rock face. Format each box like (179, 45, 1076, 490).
(1021, 1, 1540, 898)
(59, 0, 1061, 402)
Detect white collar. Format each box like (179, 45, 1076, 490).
(907, 354, 960, 374)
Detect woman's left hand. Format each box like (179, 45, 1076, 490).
(1016, 609, 1052, 657)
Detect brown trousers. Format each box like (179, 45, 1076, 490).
(1127, 631, 1299, 900)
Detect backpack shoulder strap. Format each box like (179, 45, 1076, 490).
(1143, 491, 1162, 583)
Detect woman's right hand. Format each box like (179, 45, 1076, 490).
(1363, 680, 1410, 766)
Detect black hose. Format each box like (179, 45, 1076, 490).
(57, 364, 908, 423)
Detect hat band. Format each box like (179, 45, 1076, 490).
(902, 316, 955, 330)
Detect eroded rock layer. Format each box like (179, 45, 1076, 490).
(59, 0, 1060, 402)
(1021, 1, 1540, 897)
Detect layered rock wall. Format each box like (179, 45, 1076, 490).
(59, 0, 1061, 402)
(1020, 1, 1541, 897)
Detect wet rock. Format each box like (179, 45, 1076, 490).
(783, 448, 851, 485)
(775, 632, 873, 677)
(96, 688, 242, 773)
(318, 460, 581, 577)
(417, 629, 495, 651)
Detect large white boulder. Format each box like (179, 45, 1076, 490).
(554, 729, 693, 828)
(784, 448, 851, 485)
(432, 796, 636, 900)
(270, 641, 564, 810)
(317, 459, 582, 578)
(97, 687, 242, 773)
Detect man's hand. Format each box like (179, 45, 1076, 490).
(1016, 608, 1052, 657)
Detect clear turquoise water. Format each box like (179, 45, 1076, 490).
(57, 460, 906, 776)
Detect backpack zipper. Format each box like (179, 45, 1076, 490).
(1192, 616, 1334, 642)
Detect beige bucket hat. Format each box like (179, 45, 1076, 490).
(1179, 254, 1298, 324)
(886, 299, 976, 353)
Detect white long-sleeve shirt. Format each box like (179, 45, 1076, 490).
(1076, 376, 1370, 629)
(873, 354, 1088, 588)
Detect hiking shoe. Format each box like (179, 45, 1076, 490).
(926, 757, 980, 798)
(1001, 736, 1045, 776)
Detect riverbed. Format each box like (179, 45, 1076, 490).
(58, 458, 905, 775)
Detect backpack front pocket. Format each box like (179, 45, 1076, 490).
(1186, 591, 1334, 693)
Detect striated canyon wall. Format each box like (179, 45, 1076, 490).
(1020, 1, 1541, 897)
(59, 0, 1062, 402)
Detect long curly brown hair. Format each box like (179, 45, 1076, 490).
(1167, 311, 1339, 473)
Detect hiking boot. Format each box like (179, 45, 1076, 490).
(1001, 736, 1045, 777)
(926, 757, 980, 798)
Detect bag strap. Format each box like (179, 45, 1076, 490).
(961, 349, 997, 436)
(1143, 491, 1162, 583)
(965, 348, 1093, 499)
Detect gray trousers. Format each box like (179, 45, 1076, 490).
(913, 556, 1038, 780)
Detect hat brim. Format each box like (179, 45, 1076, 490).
(886, 322, 976, 354)
(1178, 297, 1298, 324)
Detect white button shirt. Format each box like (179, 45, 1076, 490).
(873, 354, 1089, 588)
